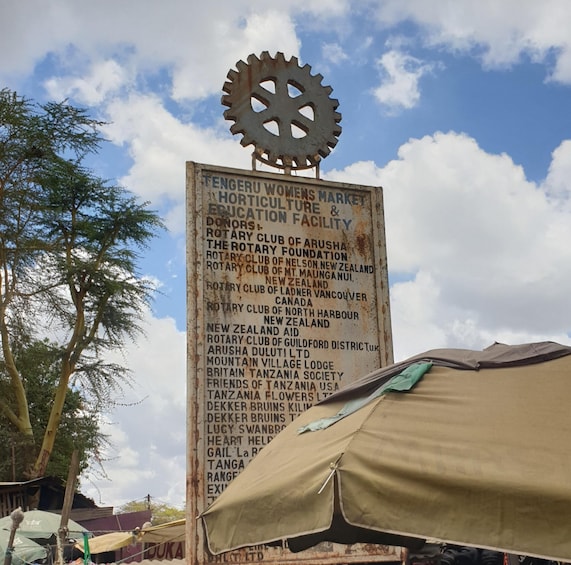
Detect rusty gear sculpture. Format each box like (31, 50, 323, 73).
(222, 51, 342, 172)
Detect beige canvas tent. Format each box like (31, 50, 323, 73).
(75, 519, 185, 554)
(201, 341, 571, 561)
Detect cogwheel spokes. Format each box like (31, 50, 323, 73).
(222, 51, 342, 174)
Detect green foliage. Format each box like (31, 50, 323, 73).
(0, 88, 164, 479)
(117, 499, 185, 525)
(0, 340, 107, 481)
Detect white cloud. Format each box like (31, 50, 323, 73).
(322, 42, 350, 65)
(0, 2, 75, 75)
(170, 10, 300, 101)
(543, 140, 571, 208)
(44, 59, 128, 105)
(0, 2, 301, 102)
(327, 131, 571, 361)
(372, 0, 571, 81)
(373, 50, 437, 112)
(82, 312, 186, 508)
(101, 93, 251, 233)
(389, 271, 448, 358)
(4, 0, 571, 100)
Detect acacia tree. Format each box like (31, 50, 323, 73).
(0, 88, 164, 478)
(117, 499, 185, 525)
(0, 339, 106, 481)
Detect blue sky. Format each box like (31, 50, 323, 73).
(2, 0, 571, 510)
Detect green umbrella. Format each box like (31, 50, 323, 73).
(0, 510, 88, 542)
(0, 529, 48, 565)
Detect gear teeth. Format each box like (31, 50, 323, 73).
(236, 59, 249, 72)
(229, 123, 244, 135)
(221, 51, 342, 171)
(293, 155, 308, 168)
(226, 68, 239, 82)
(247, 53, 261, 65)
(267, 148, 281, 164)
(319, 145, 332, 157)
(300, 154, 319, 167)
(239, 133, 255, 147)
(223, 107, 238, 120)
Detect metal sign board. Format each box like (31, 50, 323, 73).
(186, 162, 395, 565)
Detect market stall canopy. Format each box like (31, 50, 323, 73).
(0, 528, 49, 565)
(142, 519, 185, 544)
(201, 341, 571, 561)
(0, 509, 88, 542)
(76, 519, 185, 554)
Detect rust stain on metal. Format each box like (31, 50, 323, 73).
(355, 232, 369, 258)
(187, 162, 393, 565)
(222, 52, 341, 173)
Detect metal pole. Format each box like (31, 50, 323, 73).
(3, 507, 24, 565)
